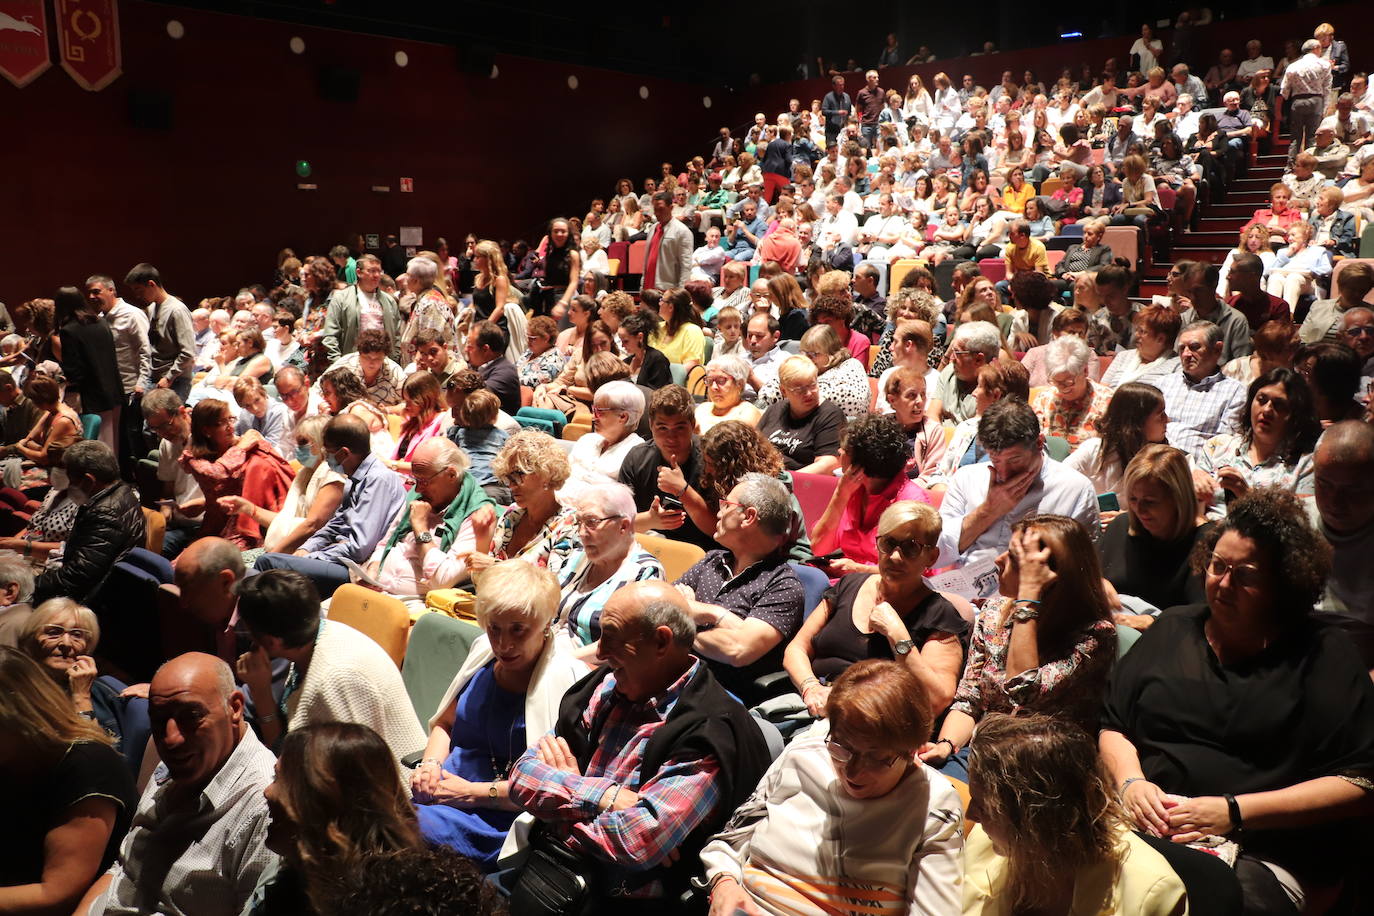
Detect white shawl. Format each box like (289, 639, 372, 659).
(428, 629, 589, 858)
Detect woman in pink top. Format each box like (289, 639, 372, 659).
(810, 414, 933, 576)
(387, 370, 447, 481)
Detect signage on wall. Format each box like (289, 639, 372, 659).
(365, 234, 380, 249)
(399, 226, 422, 247)
(297, 183, 317, 191)
(56, 0, 121, 91)
(0, 0, 51, 88)
(371, 185, 391, 193)
(399, 177, 414, 193)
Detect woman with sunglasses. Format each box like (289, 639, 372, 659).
(1102, 488, 1374, 915)
(922, 515, 1116, 782)
(785, 501, 968, 719)
(701, 659, 963, 916)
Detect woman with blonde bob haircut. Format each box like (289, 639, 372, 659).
(474, 430, 577, 575)
(702, 659, 963, 916)
(963, 712, 1186, 916)
(412, 560, 587, 871)
(1096, 444, 1211, 617)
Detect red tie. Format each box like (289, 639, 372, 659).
(642, 221, 667, 292)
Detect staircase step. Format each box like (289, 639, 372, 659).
(1230, 177, 1280, 193)
(1174, 231, 1242, 245)
(1139, 281, 1169, 296)
(1205, 203, 1263, 219)
(1171, 246, 1231, 264)
(1198, 217, 1246, 230)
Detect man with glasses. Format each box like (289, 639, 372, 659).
(253, 415, 406, 597)
(140, 388, 205, 558)
(322, 254, 402, 363)
(674, 473, 805, 704)
(937, 321, 1001, 423)
(1157, 321, 1247, 459)
(1339, 308, 1374, 400)
(507, 579, 770, 909)
(271, 366, 320, 428)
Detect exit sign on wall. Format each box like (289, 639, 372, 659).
(400, 177, 414, 193)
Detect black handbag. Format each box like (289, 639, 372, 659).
(508, 829, 601, 916)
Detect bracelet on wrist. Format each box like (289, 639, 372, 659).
(800, 676, 820, 691)
(1120, 776, 1146, 797)
(935, 737, 957, 754)
(1223, 793, 1244, 835)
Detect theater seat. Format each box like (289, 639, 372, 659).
(141, 507, 166, 554)
(328, 584, 410, 668)
(401, 611, 483, 728)
(634, 533, 706, 582)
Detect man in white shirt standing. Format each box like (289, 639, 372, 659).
(83, 653, 277, 916)
(1282, 40, 1334, 167)
(87, 274, 151, 478)
(936, 398, 1098, 571)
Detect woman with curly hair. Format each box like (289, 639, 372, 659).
(466, 430, 577, 577)
(810, 415, 933, 576)
(319, 365, 391, 457)
(1193, 367, 1320, 518)
(964, 713, 1188, 916)
(691, 420, 812, 563)
(870, 287, 942, 381)
(1102, 488, 1374, 915)
(250, 722, 423, 914)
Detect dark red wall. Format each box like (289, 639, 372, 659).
(722, 4, 1368, 127)
(1, 1, 727, 304)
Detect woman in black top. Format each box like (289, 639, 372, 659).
(615, 309, 672, 390)
(1052, 216, 1114, 294)
(756, 355, 846, 476)
(1097, 444, 1210, 620)
(784, 500, 967, 718)
(53, 286, 121, 422)
(0, 646, 136, 911)
(469, 240, 509, 334)
(532, 218, 580, 320)
(1101, 489, 1374, 915)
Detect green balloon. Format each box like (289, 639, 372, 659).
(295, 160, 312, 178)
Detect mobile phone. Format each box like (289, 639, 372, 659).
(805, 550, 845, 567)
(1097, 492, 1120, 513)
(658, 494, 684, 513)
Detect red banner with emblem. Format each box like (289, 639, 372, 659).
(0, 0, 50, 88)
(57, 0, 121, 91)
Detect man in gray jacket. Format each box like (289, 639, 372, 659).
(645, 191, 694, 292)
(321, 254, 402, 363)
(125, 263, 195, 400)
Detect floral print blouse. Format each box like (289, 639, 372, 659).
(490, 505, 579, 574)
(1192, 433, 1316, 520)
(1030, 379, 1114, 448)
(951, 597, 1117, 734)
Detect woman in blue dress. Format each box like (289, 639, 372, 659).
(410, 559, 588, 871)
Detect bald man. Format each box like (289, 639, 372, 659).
(508, 580, 770, 907)
(85, 653, 276, 916)
(1314, 423, 1374, 644)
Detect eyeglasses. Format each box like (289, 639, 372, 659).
(1205, 554, 1266, 589)
(718, 498, 746, 515)
(39, 624, 92, 643)
(1343, 326, 1374, 338)
(705, 375, 735, 388)
(412, 467, 451, 486)
(575, 515, 617, 531)
(498, 470, 527, 488)
(591, 407, 624, 418)
(825, 736, 904, 770)
(876, 535, 932, 560)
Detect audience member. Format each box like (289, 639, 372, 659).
(1096, 445, 1211, 617)
(83, 653, 276, 916)
(936, 399, 1098, 569)
(883, 365, 947, 487)
(925, 515, 1116, 781)
(125, 263, 196, 400)
(1030, 335, 1114, 448)
(0, 646, 136, 915)
(703, 660, 963, 916)
(1157, 321, 1247, 458)
(1313, 421, 1374, 635)
(1295, 341, 1365, 424)
(755, 355, 845, 475)
(1065, 382, 1169, 496)
(0, 374, 80, 492)
(1223, 318, 1299, 387)
(937, 321, 1001, 423)
(253, 415, 406, 597)
(507, 579, 770, 910)
(180, 399, 294, 550)
(695, 354, 761, 433)
(233, 569, 426, 759)
(620, 385, 716, 552)
(413, 560, 587, 870)
(232, 376, 294, 458)
(1102, 488, 1374, 916)
(1177, 262, 1253, 364)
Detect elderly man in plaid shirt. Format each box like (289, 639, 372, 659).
(1157, 320, 1247, 460)
(508, 580, 771, 911)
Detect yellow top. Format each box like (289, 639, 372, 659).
(651, 322, 706, 365)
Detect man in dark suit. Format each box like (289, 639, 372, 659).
(463, 321, 521, 416)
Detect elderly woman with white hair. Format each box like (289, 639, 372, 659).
(562, 380, 645, 503)
(554, 482, 665, 662)
(696, 354, 762, 433)
(756, 356, 848, 475)
(411, 560, 588, 871)
(1029, 335, 1114, 449)
(0, 549, 35, 646)
(400, 256, 458, 358)
(17, 598, 151, 772)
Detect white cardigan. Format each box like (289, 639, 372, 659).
(429, 629, 589, 859)
(700, 721, 963, 916)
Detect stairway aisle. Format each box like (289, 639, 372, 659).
(1138, 134, 1292, 298)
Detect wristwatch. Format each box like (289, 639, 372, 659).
(893, 639, 915, 656)
(1010, 602, 1041, 623)
(415, 531, 435, 544)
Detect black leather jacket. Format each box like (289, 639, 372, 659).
(34, 481, 145, 604)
